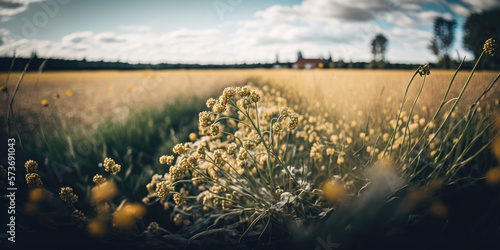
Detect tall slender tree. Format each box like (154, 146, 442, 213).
(429, 17, 456, 58)
(371, 34, 388, 62)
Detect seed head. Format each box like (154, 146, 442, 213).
(156, 181, 171, 198)
(250, 90, 260, 102)
(110, 164, 121, 175)
(199, 111, 211, 128)
(210, 124, 220, 136)
(237, 148, 247, 160)
(206, 98, 216, 109)
(279, 107, 289, 117)
(223, 87, 236, 99)
(288, 113, 299, 130)
(243, 140, 256, 150)
(273, 122, 281, 133)
(25, 160, 38, 173)
(26, 173, 43, 189)
(238, 86, 250, 97)
(173, 193, 182, 205)
(212, 102, 226, 113)
(213, 149, 224, 164)
(60, 187, 78, 204)
(418, 64, 430, 76)
(148, 222, 160, 234)
(196, 144, 206, 159)
(484, 38, 496, 56)
(218, 94, 228, 106)
(275, 187, 284, 197)
(93, 174, 106, 185)
(227, 143, 237, 155)
(173, 143, 187, 155)
(73, 209, 87, 224)
(103, 157, 116, 172)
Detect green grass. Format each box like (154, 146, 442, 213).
(23, 97, 206, 201)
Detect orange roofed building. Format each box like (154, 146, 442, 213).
(293, 58, 323, 69)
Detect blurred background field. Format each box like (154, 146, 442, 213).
(0, 69, 257, 131)
(2, 69, 497, 131)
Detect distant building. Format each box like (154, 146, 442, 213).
(293, 58, 323, 69)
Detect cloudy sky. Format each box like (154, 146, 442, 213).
(0, 0, 498, 64)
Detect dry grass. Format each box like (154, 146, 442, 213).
(1, 68, 497, 134)
(254, 69, 499, 117)
(0, 69, 257, 131)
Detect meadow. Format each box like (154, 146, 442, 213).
(1, 53, 500, 249)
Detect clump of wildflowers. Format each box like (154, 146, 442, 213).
(199, 111, 211, 128)
(73, 209, 87, 224)
(173, 143, 187, 155)
(288, 113, 299, 130)
(148, 222, 160, 234)
(26, 173, 43, 189)
(156, 181, 171, 198)
(227, 143, 237, 155)
(25, 160, 38, 173)
(60, 187, 78, 204)
(93, 174, 106, 185)
(103, 157, 118, 173)
(206, 98, 216, 109)
(210, 124, 220, 136)
(250, 90, 260, 102)
(418, 64, 430, 76)
(159, 155, 175, 165)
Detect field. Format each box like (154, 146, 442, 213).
(1, 65, 500, 249)
(2, 69, 497, 129)
(0, 70, 258, 131)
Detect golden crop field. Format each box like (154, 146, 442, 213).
(1, 69, 257, 131)
(2, 69, 497, 131)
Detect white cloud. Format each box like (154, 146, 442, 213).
(411, 10, 453, 26)
(0, 28, 226, 63)
(462, 0, 500, 13)
(448, 3, 470, 16)
(0, 0, 45, 17)
(61, 31, 93, 44)
(251, 0, 397, 24)
(119, 25, 151, 32)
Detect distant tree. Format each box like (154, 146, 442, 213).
(31, 51, 38, 59)
(431, 17, 456, 58)
(371, 34, 388, 61)
(463, 9, 500, 60)
(297, 51, 303, 60)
